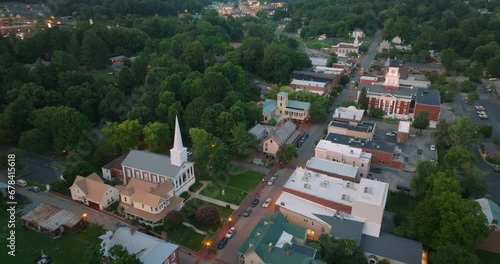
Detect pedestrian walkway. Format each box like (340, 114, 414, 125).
(186, 180, 240, 210)
(230, 160, 270, 174)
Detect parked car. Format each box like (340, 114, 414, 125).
(494, 166, 500, 173)
(226, 227, 237, 238)
(296, 142, 303, 148)
(476, 111, 486, 115)
(370, 168, 382, 173)
(479, 115, 488, 120)
(243, 207, 252, 217)
(217, 237, 229, 249)
(475, 105, 485, 111)
(28, 186, 40, 193)
(300, 136, 306, 143)
(430, 145, 436, 151)
(304, 133, 309, 139)
(251, 198, 260, 207)
(385, 131, 396, 137)
(16, 179, 27, 187)
(267, 176, 277, 185)
(486, 88, 493, 93)
(263, 198, 273, 208)
(417, 149, 422, 155)
(396, 185, 410, 192)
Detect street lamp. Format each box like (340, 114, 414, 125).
(206, 241, 211, 254)
(228, 217, 232, 227)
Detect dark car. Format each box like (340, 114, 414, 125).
(396, 185, 410, 192)
(296, 142, 303, 148)
(217, 237, 229, 249)
(304, 133, 309, 139)
(417, 149, 422, 155)
(28, 186, 40, 193)
(494, 166, 500, 173)
(243, 207, 252, 217)
(251, 198, 260, 207)
(370, 168, 382, 173)
(300, 136, 306, 143)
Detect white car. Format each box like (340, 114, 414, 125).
(479, 115, 488, 120)
(226, 227, 236, 238)
(267, 176, 277, 186)
(263, 198, 272, 208)
(476, 111, 486, 115)
(475, 106, 485, 111)
(430, 145, 436, 151)
(385, 131, 396, 137)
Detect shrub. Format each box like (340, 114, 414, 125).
(195, 206, 221, 226)
(165, 210, 184, 226)
(486, 156, 500, 165)
(189, 182, 203, 192)
(180, 192, 190, 200)
(493, 137, 500, 145)
(369, 108, 385, 118)
(323, 128, 327, 135)
(478, 125, 493, 139)
(50, 181, 71, 196)
(226, 204, 231, 209)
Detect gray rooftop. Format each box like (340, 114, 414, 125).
(293, 70, 338, 82)
(306, 157, 358, 179)
(415, 88, 441, 106)
(325, 132, 394, 153)
(263, 99, 277, 115)
(329, 120, 375, 133)
(363, 83, 415, 97)
(360, 232, 423, 264)
(122, 150, 187, 178)
(270, 121, 297, 144)
(314, 214, 364, 246)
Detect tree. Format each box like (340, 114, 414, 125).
(277, 144, 298, 164)
(467, 91, 479, 102)
(369, 108, 385, 118)
(327, 54, 338, 66)
(163, 210, 184, 230)
(412, 111, 430, 133)
(433, 119, 450, 147)
(411, 191, 488, 250)
(81, 32, 109, 69)
(447, 117, 478, 149)
(358, 87, 368, 110)
(478, 125, 492, 139)
(195, 205, 221, 226)
(18, 129, 52, 153)
(339, 75, 350, 86)
(108, 244, 142, 264)
(440, 48, 459, 72)
(486, 55, 500, 77)
(102, 120, 143, 154)
(430, 244, 481, 264)
(82, 244, 102, 264)
(444, 146, 475, 170)
(63, 160, 94, 184)
(143, 122, 170, 153)
(228, 123, 258, 158)
(316, 236, 367, 264)
(189, 128, 229, 179)
(117, 67, 136, 94)
(412, 161, 440, 198)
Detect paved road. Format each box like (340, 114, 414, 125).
(448, 79, 500, 204)
(359, 30, 382, 74)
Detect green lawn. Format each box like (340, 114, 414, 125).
(4, 223, 103, 264)
(304, 39, 331, 49)
(226, 163, 246, 174)
(225, 169, 264, 192)
(89, 71, 115, 82)
(167, 225, 204, 252)
(200, 184, 248, 205)
(477, 250, 500, 264)
(185, 198, 234, 218)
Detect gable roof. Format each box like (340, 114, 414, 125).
(120, 178, 173, 207)
(100, 227, 178, 264)
(314, 214, 364, 245)
(287, 100, 311, 111)
(360, 232, 422, 264)
(21, 203, 82, 231)
(476, 198, 500, 225)
(121, 150, 184, 178)
(239, 213, 317, 264)
(263, 99, 278, 115)
(71, 173, 113, 203)
(269, 121, 297, 144)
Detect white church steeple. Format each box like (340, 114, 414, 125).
(354, 35, 359, 47)
(170, 116, 188, 167)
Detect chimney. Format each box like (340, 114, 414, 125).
(485, 194, 491, 200)
(269, 220, 274, 225)
(268, 243, 273, 252)
(286, 247, 291, 256)
(130, 228, 135, 236)
(161, 231, 167, 241)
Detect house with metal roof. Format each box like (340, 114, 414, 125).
(476, 197, 500, 253)
(238, 212, 323, 264)
(262, 92, 311, 123)
(102, 116, 196, 196)
(70, 173, 120, 210)
(99, 227, 179, 264)
(262, 120, 298, 155)
(21, 203, 84, 237)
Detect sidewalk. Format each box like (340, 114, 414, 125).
(230, 160, 270, 174)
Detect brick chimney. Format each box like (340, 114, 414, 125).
(268, 243, 273, 252)
(130, 228, 135, 236)
(161, 231, 167, 241)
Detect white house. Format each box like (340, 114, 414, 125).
(352, 28, 365, 39)
(331, 35, 360, 57)
(100, 227, 179, 264)
(69, 173, 120, 210)
(102, 116, 196, 196)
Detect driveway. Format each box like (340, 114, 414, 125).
(368, 165, 413, 191)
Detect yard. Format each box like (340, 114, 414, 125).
(185, 198, 234, 218)
(200, 184, 248, 205)
(7, 223, 104, 264)
(89, 70, 115, 82)
(167, 225, 204, 252)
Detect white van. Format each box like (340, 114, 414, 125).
(16, 179, 27, 187)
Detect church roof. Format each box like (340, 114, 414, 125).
(121, 150, 183, 178)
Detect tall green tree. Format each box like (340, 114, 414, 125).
(358, 87, 368, 110)
(108, 244, 142, 264)
(316, 236, 367, 264)
(82, 244, 102, 264)
(81, 32, 109, 69)
(143, 122, 170, 153)
(486, 55, 500, 77)
(277, 144, 298, 164)
(412, 111, 430, 133)
(102, 120, 143, 154)
(430, 244, 481, 264)
(228, 123, 258, 158)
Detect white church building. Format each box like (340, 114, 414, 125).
(331, 35, 360, 58)
(102, 117, 196, 196)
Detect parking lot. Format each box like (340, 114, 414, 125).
(368, 164, 413, 192)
